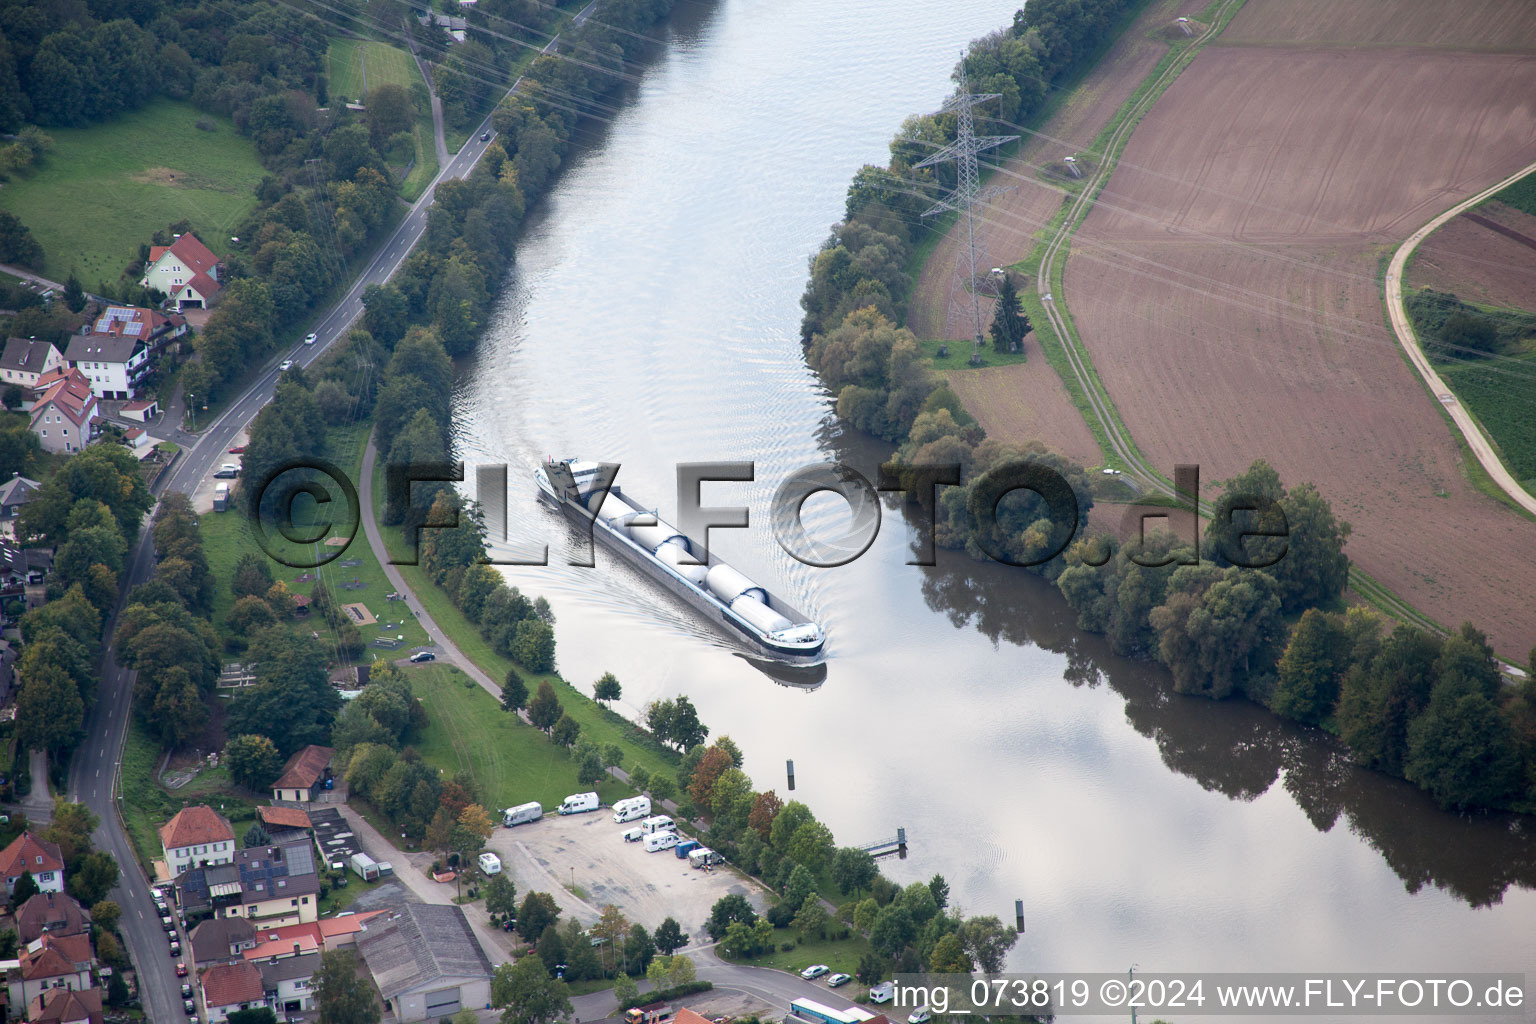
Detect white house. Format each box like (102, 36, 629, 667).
(0, 338, 64, 395)
(141, 233, 222, 310)
(28, 368, 99, 454)
(65, 305, 186, 400)
(7, 934, 94, 1010)
(258, 951, 321, 1020)
(0, 831, 64, 895)
(159, 805, 236, 877)
(199, 960, 265, 1024)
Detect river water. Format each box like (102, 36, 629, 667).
(453, 0, 1536, 1011)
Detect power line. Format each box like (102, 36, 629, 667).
(913, 60, 1017, 365)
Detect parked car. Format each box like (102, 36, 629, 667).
(409, 650, 436, 662)
(184, 999, 196, 1013)
(227, 447, 245, 455)
(622, 826, 644, 842)
(502, 918, 517, 932)
(162, 915, 175, 931)
(304, 332, 317, 345)
(176, 962, 188, 977)
(907, 1010, 931, 1024)
(168, 941, 180, 956)
(181, 984, 192, 998)
(800, 965, 830, 980)
(827, 974, 851, 988)
(279, 359, 294, 371)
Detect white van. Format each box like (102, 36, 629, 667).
(558, 792, 600, 815)
(640, 814, 673, 834)
(643, 831, 678, 853)
(478, 852, 502, 875)
(612, 796, 651, 823)
(687, 847, 722, 868)
(503, 801, 543, 827)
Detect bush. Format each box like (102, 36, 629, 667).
(195, 118, 216, 132)
(779, 942, 795, 953)
(617, 981, 713, 1010)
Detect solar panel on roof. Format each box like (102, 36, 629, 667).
(124, 322, 142, 335)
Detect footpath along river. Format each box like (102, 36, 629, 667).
(452, 0, 1536, 1015)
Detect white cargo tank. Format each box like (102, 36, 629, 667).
(657, 542, 708, 585)
(629, 516, 688, 554)
(706, 564, 767, 605)
(730, 593, 792, 634)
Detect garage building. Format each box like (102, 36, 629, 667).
(355, 903, 491, 1022)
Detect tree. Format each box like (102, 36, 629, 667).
(1271, 609, 1351, 725)
(687, 747, 733, 811)
(232, 553, 275, 598)
(831, 847, 878, 895)
(787, 820, 835, 874)
(501, 670, 528, 713)
(593, 672, 622, 705)
(853, 898, 879, 933)
(43, 799, 97, 864)
(486, 872, 518, 917)
(613, 973, 639, 1004)
(516, 891, 560, 943)
(654, 916, 685, 955)
(988, 273, 1030, 353)
(793, 894, 829, 939)
(494, 954, 573, 1024)
(706, 893, 756, 941)
(66, 851, 118, 906)
(625, 923, 655, 975)
(649, 953, 696, 989)
(591, 904, 629, 972)
(957, 916, 1017, 974)
(929, 932, 973, 973)
(1405, 686, 1522, 811)
(225, 734, 282, 790)
(669, 696, 708, 750)
(577, 750, 605, 788)
(512, 620, 556, 673)
(550, 714, 580, 748)
(92, 899, 121, 932)
(897, 881, 937, 924)
(424, 805, 457, 854)
(870, 904, 916, 957)
(856, 950, 890, 986)
(8, 870, 38, 911)
(527, 681, 562, 732)
(64, 272, 85, 313)
(314, 949, 380, 1024)
(748, 791, 782, 839)
(16, 663, 83, 752)
(645, 699, 675, 746)
(243, 823, 271, 848)
(365, 84, 415, 150)
(928, 873, 950, 911)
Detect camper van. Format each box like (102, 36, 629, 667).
(674, 839, 700, 859)
(558, 792, 600, 815)
(688, 847, 722, 868)
(640, 814, 673, 835)
(643, 830, 678, 853)
(479, 852, 502, 875)
(349, 852, 380, 882)
(503, 801, 543, 827)
(612, 796, 652, 823)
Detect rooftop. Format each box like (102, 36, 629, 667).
(355, 903, 492, 1000)
(272, 744, 332, 790)
(159, 805, 235, 850)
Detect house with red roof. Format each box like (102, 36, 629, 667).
(65, 304, 186, 400)
(27, 367, 99, 454)
(0, 830, 64, 896)
(141, 233, 222, 311)
(160, 805, 236, 878)
(199, 959, 265, 1023)
(27, 985, 103, 1024)
(7, 932, 94, 1008)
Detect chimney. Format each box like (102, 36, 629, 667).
(293, 943, 300, 954)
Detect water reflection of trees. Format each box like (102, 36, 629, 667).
(916, 545, 1536, 909)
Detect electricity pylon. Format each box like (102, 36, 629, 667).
(916, 61, 1018, 365)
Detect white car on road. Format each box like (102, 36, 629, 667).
(304, 332, 317, 344)
(279, 359, 294, 372)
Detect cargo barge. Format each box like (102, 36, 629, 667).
(535, 458, 825, 660)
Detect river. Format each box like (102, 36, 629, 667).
(452, 0, 1536, 1012)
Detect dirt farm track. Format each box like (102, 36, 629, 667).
(1059, 8, 1536, 653)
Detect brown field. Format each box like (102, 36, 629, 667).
(1221, 0, 1536, 51)
(904, 0, 1210, 458)
(941, 361, 1102, 466)
(1407, 201, 1536, 311)
(1064, 39, 1536, 654)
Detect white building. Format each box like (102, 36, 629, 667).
(64, 305, 186, 400)
(141, 233, 223, 310)
(159, 805, 236, 878)
(0, 338, 64, 395)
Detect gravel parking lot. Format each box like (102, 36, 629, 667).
(483, 809, 768, 942)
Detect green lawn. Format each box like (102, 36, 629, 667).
(327, 39, 439, 200)
(198, 423, 431, 657)
(120, 720, 262, 872)
(724, 931, 872, 978)
(1440, 353, 1536, 489)
(327, 39, 421, 102)
(0, 99, 265, 283)
(367, 456, 683, 786)
(918, 336, 1029, 370)
(408, 663, 631, 811)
